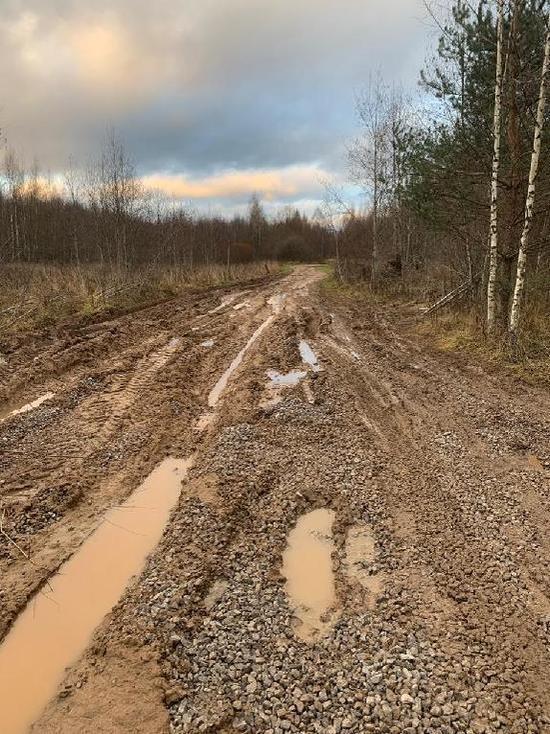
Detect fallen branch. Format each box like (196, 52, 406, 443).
(422, 271, 481, 317)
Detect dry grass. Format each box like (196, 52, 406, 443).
(417, 304, 550, 385)
(320, 271, 382, 304)
(0, 261, 282, 334)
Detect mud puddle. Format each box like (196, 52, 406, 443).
(266, 368, 307, 387)
(260, 368, 308, 410)
(281, 508, 338, 641)
(0, 456, 193, 734)
(208, 315, 275, 407)
(1, 391, 55, 422)
(299, 339, 321, 371)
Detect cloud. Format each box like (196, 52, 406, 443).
(69, 23, 137, 87)
(142, 165, 328, 202)
(0, 0, 431, 211)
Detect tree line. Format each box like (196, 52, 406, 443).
(2, 0, 548, 339)
(0, 133, 333, 270)
(336, 0, 549, 338)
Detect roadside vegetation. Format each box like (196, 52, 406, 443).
(321, 262, 550, 386)
(0, 261, 283, 334)
(326, 0, 550, 367)
(0, 133, 329, 333)
(1, 1, 549, 368)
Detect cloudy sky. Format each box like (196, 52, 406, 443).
(0, 0, 433, 215)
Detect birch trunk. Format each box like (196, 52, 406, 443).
(486, 0, 504, 332)
(509, 26, 550, 334)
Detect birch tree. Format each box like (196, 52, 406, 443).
(486, 0, 505, 333)
(509, 23, 550, 335)
(3, 149, 24, 262)
(349, 76, 391, 288)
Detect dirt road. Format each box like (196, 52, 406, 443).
(1, 265, 550, 733)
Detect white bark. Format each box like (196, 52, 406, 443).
(509, 26, 550, 334)
(486, 0, 504, 332)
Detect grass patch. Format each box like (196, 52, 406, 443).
(416, 307, 550, 386)
(278, 261, 295, 275)
(316, 261, 334, 275)
(0, 261, 283, 335)
(319, 268, 388, 307)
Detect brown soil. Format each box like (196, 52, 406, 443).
(1, 265, 550, 733)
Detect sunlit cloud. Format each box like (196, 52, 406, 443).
(69, 23, 132, 86)
(66, 19, 182, 99)
(1, 9, 180, 110)
(0, 0, 429, 213)
(142, 165, 330, 202)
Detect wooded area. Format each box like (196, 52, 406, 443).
(334, 0, 549, 342)
(0, 135, 332, 269)
(1, 0, 548, 343)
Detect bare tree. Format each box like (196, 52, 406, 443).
(3, 149, 24, 262)
(85, 130, 142, 267)
(349, 74, 392, 287)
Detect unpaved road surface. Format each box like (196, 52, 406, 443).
(1, 265, 550, 733)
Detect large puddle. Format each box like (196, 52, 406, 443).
(281, 508, 337, 641)
(208, 315, 275, 407)
(0, 456, 192, 734)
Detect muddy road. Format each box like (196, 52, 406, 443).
(1, 265, 550, 733)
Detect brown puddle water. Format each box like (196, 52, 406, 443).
(281, 508, 338, 641)
(0, 456, 193, 734)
